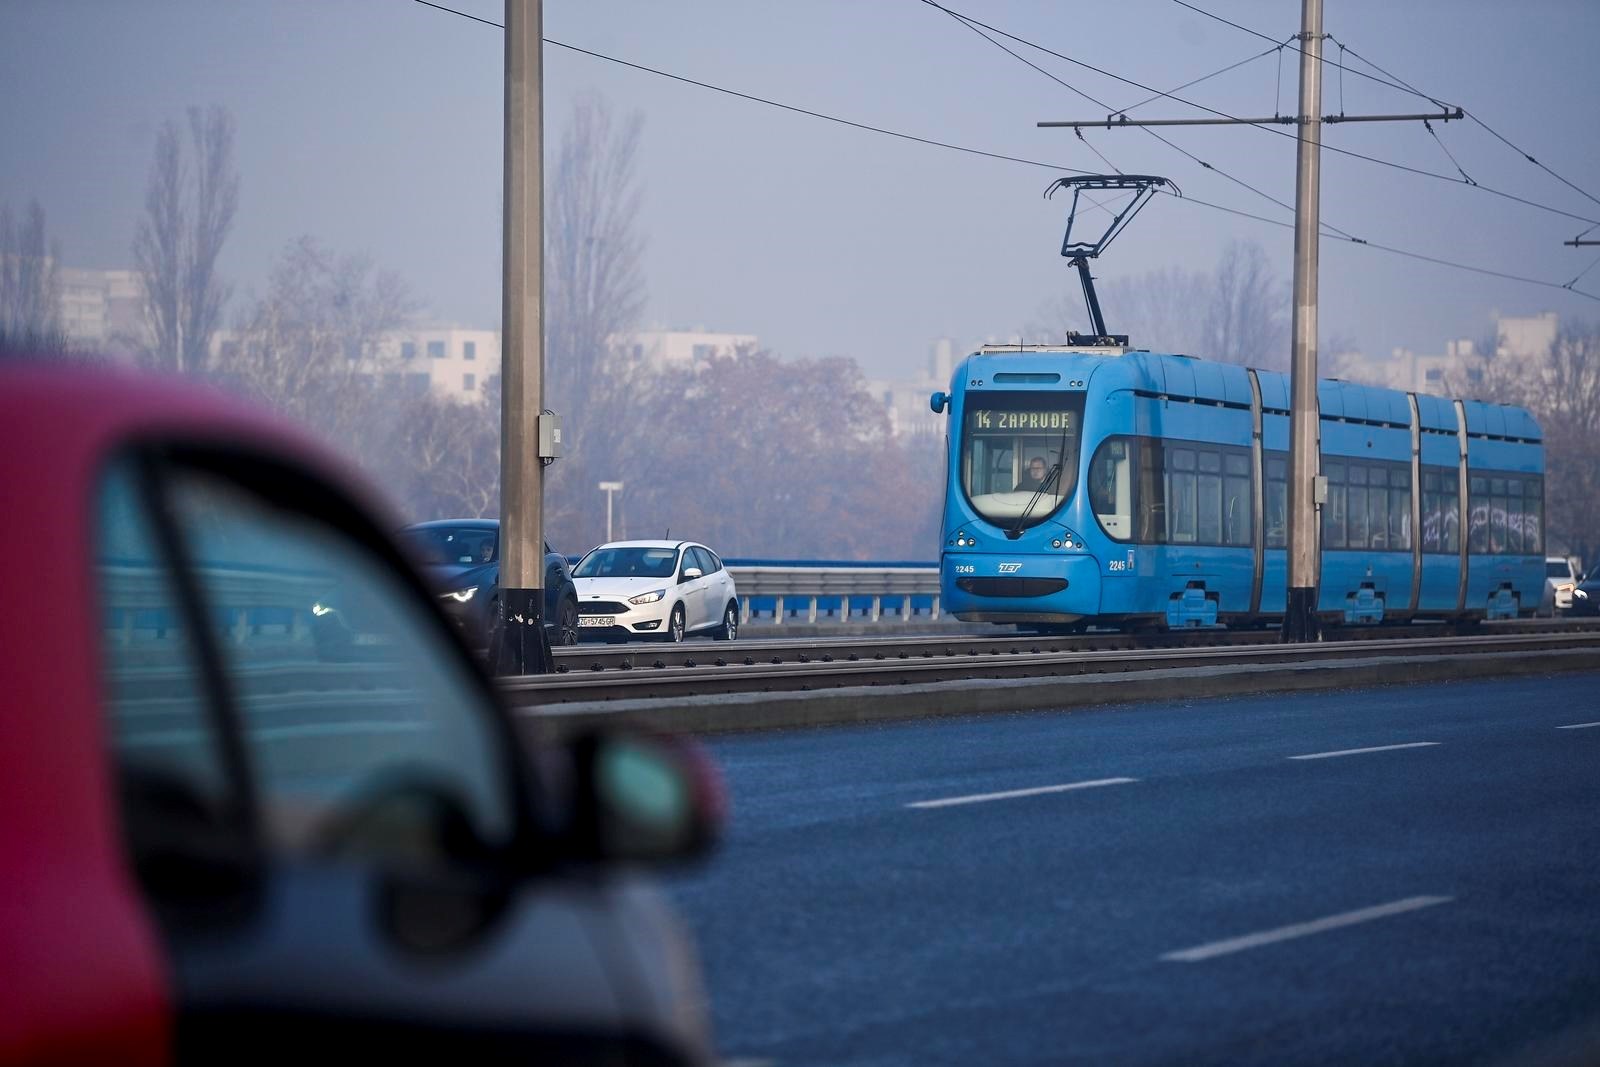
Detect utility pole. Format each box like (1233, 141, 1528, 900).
(1038, 0, 1459, 642)
(1282, 0, 1325, 642)
(496, 0, 554, 676)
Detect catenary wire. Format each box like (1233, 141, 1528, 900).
(926, 0, 1363, 241)
(410, 0, 1600, 304)
(920, 0, 1600, 228)
(1168, 0, 1600, 213)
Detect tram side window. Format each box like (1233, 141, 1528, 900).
(1390, 467, 1411, 551)
(1525, 476, 1544, 555)
(1442, 471, 1460, 553)
(1196, 451, 1223, 545)
(1468, 476, 1489, 554)
(1506, 478, 1523, 554)
(1323, 461, 1347, 549)
(1348, 464, 1370, 548)
(1421, 470, 1443, 553)
(1224, 453, 1251, 547)
(1265, 456, 1288, 549)
(1167, 447, 1198, 544)
(1088, 437, 1134, 540)
(1137, 440, 1165, 543)
(1325, 459, 1410, 551)
(1489, 477, 1508, 553)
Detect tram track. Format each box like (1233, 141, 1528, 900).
(513, 623, 1600, 706)
(546, 618, 1600, 676)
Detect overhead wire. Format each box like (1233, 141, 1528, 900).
(923, 0, 1361, 240)
(409, 0, 1600, 304)
(920, 0, 1599, 228)
(1170, 0, 1600, 213)
(412, 0, 1096, 176)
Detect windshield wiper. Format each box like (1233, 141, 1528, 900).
(1007, 419, 1074, 540)
(1008, 463, 1062, 541)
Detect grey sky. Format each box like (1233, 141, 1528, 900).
(3, 0, 1597, 378)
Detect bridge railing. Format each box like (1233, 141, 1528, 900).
(722, 561, 943, 626)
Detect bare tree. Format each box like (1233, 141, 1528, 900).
(1201, 241, 1289, 371)
(218, 236, 417, 445)
(0, 200, 65, 354)
(541, 95, 650, 548)
(1027, 241, 1287, 369)
(134, 105, 238, 373)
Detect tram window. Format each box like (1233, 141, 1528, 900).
(1365, 467, 1388, 549)
(1443, 477, 1461, 554)
(1489, 477, 1507, 553)
(1197, 452, 1223, 545)
(1468, 475, 1489, 554)
(1421, 471, 1441, 553)
(1166, 447, 1198, 543)
(1347, 465, 1370, 549)
(1390, 467, 1411, 551)
(1506, 480, 1523, 554)
(1324, 461, 1347, 550)
(1525, 477, 1544, 554)
(1224, 453, 1251, 547)
(1137, 441, 1166, 543)
(1089, 438, 1133, 541)
(1265, 456, 1287, 549)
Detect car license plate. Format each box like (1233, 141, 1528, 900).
(578, 616, 613, 627)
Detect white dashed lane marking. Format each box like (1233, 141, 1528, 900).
(1161, 896, 1454, 963)
(907, 777, 1138, 809)
(1288, 742, 1440, 761)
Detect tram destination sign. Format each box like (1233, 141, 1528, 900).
(969, 409, 1076, 432)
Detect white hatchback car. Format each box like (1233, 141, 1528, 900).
(572, 540, 739, 642)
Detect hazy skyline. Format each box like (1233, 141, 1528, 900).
(3, 0, 1598, 378)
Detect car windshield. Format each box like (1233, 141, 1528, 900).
(402, 526, 497, 565)
(960, 391, 1087, 530)
(574, 546, 679, 578)
(1547, 561, 1572, 578)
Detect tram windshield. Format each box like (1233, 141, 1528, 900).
(960, 392, 1087, 529)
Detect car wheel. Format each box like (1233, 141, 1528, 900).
(714, 600, 739, 641)
(666, 604, 686, 643)
(555, 594, 579, 646)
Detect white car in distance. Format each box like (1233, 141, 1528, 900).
(572, 540, 739, 642)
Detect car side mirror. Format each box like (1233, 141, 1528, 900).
(682, 567, 703, 581)
(560, 732, 723, 866)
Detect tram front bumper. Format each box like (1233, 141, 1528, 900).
(943, 553, 1102, 623)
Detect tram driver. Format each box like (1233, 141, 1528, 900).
(1018, 455, 1050, 492)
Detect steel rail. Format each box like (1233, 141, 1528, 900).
(547, 618, 1600, 675)
(509, 630, 1600, 705)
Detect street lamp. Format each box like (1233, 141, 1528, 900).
(598, 481, 624, 543)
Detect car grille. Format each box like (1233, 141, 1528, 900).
(956, 577, 1069, 598)
(579, 601, 630, 615)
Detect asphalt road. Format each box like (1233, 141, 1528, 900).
(666, 673, 1600, 1066)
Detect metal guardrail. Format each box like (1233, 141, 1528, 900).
(724, 563, 941, 625)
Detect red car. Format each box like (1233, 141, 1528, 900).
(0, 361, 721, 1065)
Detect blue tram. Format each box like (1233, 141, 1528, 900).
(931, 344, 1545, 630)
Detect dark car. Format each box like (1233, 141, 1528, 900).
(1568, 572, 1600, 616)
(1, 361, 720, 1064)
(400, 519, 580, 648)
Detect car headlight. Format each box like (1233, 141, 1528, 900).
(1558, 583, 1575, 594)
(1575, 588, 1588, 600)
(629, 589, 667, 605)
(441, 586, 478, 603)
(311, 602, 334, 617)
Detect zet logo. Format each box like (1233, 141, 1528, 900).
(998, 562, 1023, 573)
